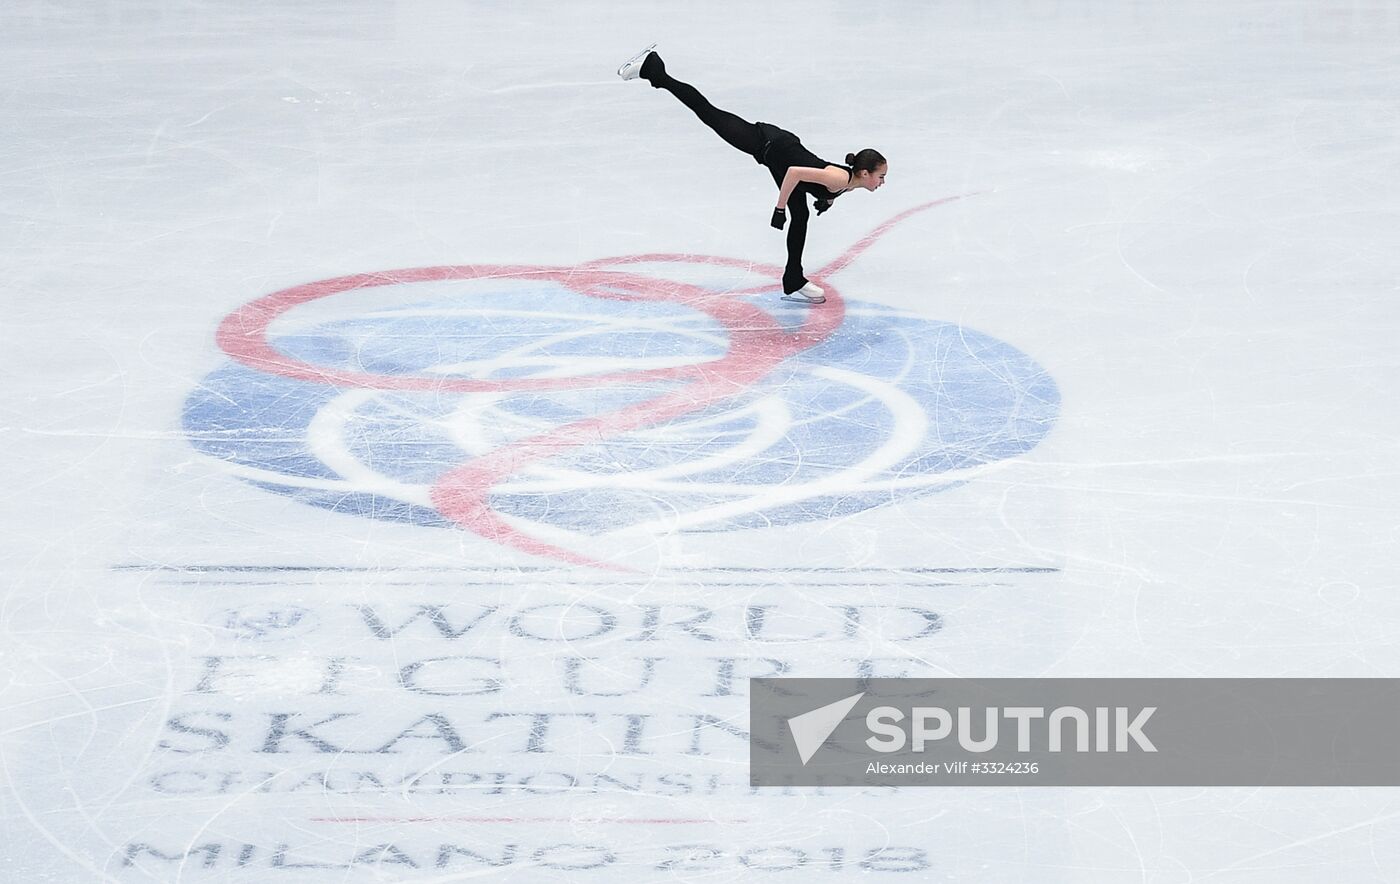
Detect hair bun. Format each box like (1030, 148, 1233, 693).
(847, 148, 888, 174)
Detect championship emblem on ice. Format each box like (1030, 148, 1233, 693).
(185, 202, 1060, 568)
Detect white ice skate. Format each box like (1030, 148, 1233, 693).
(617, 43, 657, 80)
(781, 282, 826, 304)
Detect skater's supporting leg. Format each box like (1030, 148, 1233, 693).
(782, 199, 812, 293)
(643, 54, 763, 157)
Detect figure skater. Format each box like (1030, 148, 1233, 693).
(618, 45, 887, 304)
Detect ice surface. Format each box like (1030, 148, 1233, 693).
(3, 0, 1399, 880)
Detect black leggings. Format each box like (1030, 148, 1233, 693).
(646, 58, 812, 293)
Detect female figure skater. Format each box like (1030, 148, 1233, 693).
(619, 45, 887, 304)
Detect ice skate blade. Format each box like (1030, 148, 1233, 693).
(617, 43, 657, 80)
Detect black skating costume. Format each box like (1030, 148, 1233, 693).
(641, 53, 852, 295)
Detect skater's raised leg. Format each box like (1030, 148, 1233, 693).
(627, 50, 764, 157)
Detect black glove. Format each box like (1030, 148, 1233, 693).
(814, 198, 832, 216)
(770, 207, 786, 230)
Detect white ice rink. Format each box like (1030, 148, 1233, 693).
(4, 0, 1400, 880)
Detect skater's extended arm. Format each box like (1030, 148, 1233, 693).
(775, 166, 850, 210)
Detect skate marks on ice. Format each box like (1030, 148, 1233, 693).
(189, 195, 1058, 569)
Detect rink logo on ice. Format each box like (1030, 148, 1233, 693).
(186, 215, 1059, 567)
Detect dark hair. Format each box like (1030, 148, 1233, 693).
(845, 149, 886, 173)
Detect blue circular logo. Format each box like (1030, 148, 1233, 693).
(187, 261, 1059, 557)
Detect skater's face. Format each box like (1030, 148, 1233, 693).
(858, 164, 888, 192)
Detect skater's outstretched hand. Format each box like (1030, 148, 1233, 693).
(770, 207, 786, 230)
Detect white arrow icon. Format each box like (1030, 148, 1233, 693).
(788, 692, 866, 765)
